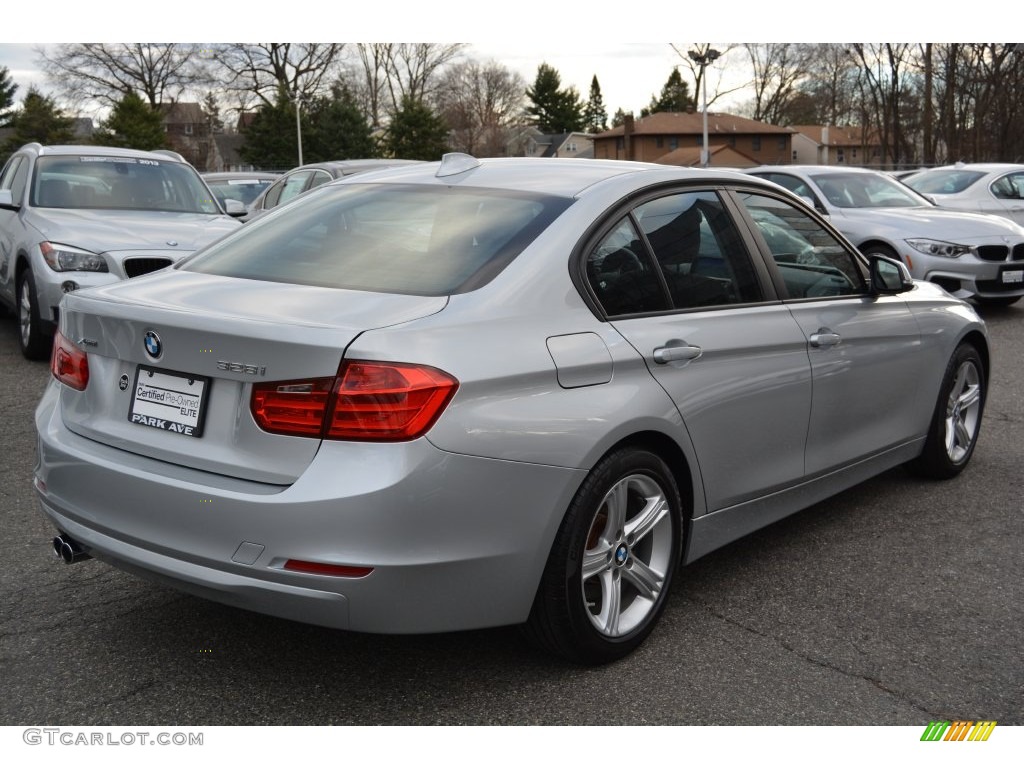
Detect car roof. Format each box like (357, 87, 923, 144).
(203, 171, 281, 180)
(334, 155, 758, 198)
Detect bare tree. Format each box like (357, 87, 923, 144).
(346, 43, 467, 127)
(851, 43, 918, 167)
(744, 43, 813, 124)
(211, 44, 347, 108)
(38, 43, 210, 109)
(669, 43, 745, 110)
(435, 59, 526, 156)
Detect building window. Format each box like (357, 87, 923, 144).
(184, 124, 193, 135)
(728, 136, 736, 148)
(837, 149, 845, 164)
(656, 137, 664, 148)
(669, 137, 678, 150)
(777, 137, 786, 151)
(752, 137, 761, 151)
(616, 137, 624, 150)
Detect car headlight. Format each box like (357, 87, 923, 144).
(905, 238, 972, 259)
(40, 242, 108, 272)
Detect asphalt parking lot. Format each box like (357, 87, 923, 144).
(0, 303, 1021, 726)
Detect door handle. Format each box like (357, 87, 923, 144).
(653, 343, 702, 364)
(809, 330, 841, 348)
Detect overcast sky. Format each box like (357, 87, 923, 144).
(1, 3, 1006, 119)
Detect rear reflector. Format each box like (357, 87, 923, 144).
(51, 331, 89, 390)
(283, 559, 373, 578)
(251, 360, 458, 441)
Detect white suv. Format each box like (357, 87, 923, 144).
(0, 144, 242, 358)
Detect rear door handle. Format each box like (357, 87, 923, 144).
(653, 343, 703, 364)
(809, 330, 841, 348)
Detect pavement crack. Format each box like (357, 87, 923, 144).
(685, 596, 942, 719)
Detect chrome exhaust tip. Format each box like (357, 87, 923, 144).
(52, 534, 92, 564)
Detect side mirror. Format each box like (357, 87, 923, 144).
(869, 255, 914, 295)
(223, 199, 247, 217)
(0, 189, 15, 209)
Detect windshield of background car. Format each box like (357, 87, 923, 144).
(904, 170, 987, 195)
(31, 156, 221, 214)
(183, 183, 573, 295)
(208, 178, 274, 206)
(813, 172, 931, 209)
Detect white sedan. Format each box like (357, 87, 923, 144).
(903, 163, 1024, 226)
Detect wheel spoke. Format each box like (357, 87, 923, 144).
(625, 495, 668, 545)
(594, 570, 622, 636)
(622, 557, 664, 602)
(581, 542, 613, 581)
(957, 384, 980, 411)
(953, 417, 972, 451)
(603, 481, 629, 537)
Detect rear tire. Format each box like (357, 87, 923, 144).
(908, 343, 985, 479)
(524, 447, 682, 665)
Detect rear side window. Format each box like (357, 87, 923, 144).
(585, 190, 762, 316)
(185, 183, 571, 295)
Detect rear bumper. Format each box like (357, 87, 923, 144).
(34, 383, 585, 633)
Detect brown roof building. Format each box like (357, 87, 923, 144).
(592, 111, 794, 167)
(790, 125, 885, 167)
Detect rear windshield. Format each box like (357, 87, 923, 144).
(32, 155, 221, 214)
(183, 183, 572, 295)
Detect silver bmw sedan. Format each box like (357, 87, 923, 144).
(35, 154, 989, 664)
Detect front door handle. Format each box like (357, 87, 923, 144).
(653, 343, 703, 364)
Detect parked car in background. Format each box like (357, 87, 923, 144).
(748, 165, 1024, 306)
(243, 159, 424, 222)
(902, 163, 1024, 226)
(36, 155, 989, 664)
(202, 171, 280, 214)
(0, 143, 242, 359)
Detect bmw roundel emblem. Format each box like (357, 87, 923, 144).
(144, 331, 162, 359)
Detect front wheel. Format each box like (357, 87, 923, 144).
(524, 447, 682, 664)
(17, 270, 51, 360)
(908, 343, 986, 479)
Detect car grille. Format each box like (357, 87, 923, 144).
(1013, 244, 1024, 261)
(976, 245, 1009, 262)
(124, 257, 173, 278)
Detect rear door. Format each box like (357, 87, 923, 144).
(584, 188, 813, 512)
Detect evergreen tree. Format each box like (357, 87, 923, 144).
(202, 91, 224, 135)
(611, 108, 630, 128)
(583, 75, 608, 133)
(525, 63, 584, 133)
(239, 92, 309, 169)
(306, 86, 378, 161)
(0, 66, 17, 126)
(382, 97, 449, 161)
(641, 68, 694, 117)
(2, 88, 75, 155)
(92, 91, 167, 150)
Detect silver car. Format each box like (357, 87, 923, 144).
(0, 144, 242, 359)
(903, 163, 1024, 226)
(36, 155, 989, 664)
(749, 165, 1024, 307)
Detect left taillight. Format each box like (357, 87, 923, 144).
(51, 331, 89, 390)
(251, 360, 458, 442)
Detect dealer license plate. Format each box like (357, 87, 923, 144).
(1002, 269, 1024, 284)
(128, 366, 209, 438)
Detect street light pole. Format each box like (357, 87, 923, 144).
(292, 91, 304, 166)
(688, 48, 721, 168)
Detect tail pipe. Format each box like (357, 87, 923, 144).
(52, 533, 92, 564)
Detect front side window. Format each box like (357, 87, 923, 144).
(185, 183, 571, 296)
(739, 192, 866, 299)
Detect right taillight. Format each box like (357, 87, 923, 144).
(51, 331, 89, 390)
(251, 360, 458, 442)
